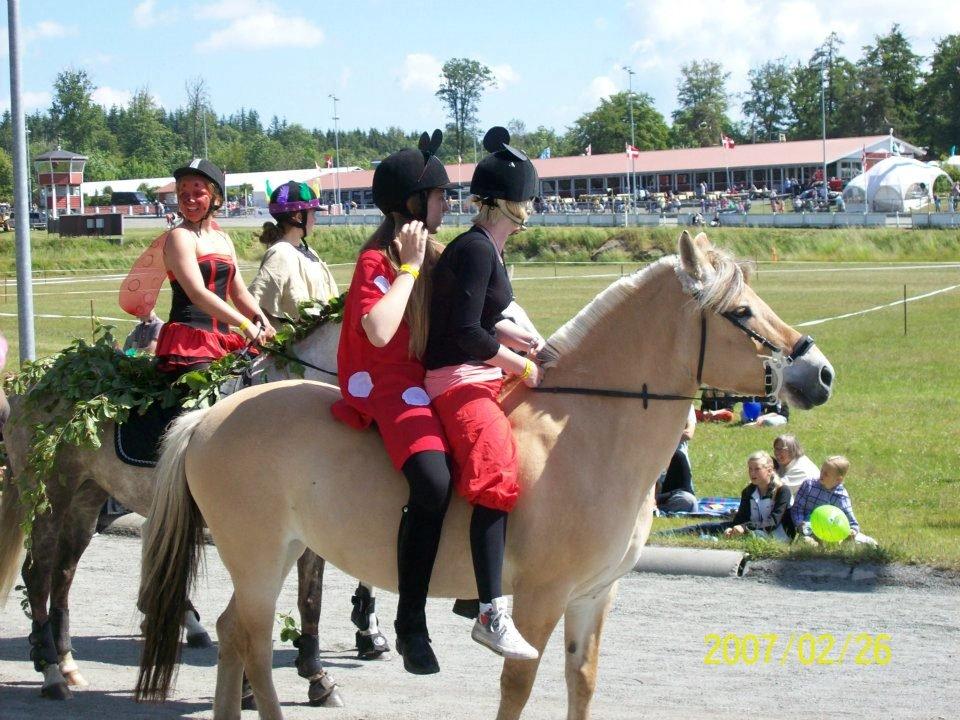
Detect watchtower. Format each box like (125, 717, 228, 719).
(34, 147, 88, 218)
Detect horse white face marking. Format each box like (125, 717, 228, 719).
(401, 387, 430, 407)
(347, 371, 374, 398)
(373, 275, 391, 294)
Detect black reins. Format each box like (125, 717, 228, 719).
(260, 345, 337, 377)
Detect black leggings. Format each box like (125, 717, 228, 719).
(470, 505, 508, 604)
(394, 451, 452, 636)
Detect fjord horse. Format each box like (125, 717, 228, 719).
(136, 232, 834, 719)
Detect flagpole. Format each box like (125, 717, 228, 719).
(623, 65, 637, 211)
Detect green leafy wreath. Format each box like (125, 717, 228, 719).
(2, 294, 344, 547)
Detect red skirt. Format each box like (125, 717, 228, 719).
(430, 379, 519, 512)
(155, 322, 250, 372)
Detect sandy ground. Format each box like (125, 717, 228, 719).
(1, 533, 958, 720)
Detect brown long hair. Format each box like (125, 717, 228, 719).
(362, 195, 440, 358)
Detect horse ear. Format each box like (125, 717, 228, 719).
(678, 230, 708, 281)
(692, 232, 712, 252)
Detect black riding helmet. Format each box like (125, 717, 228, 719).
(470, 126, 539, 202)
(372, 129, 452, 220)
(173, 158, 226, 216)
(269, 181, 323, 241)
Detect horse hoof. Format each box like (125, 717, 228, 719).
(308, 675, 343, 707)
(40, 682, 72, 700)
(186, 631, 213, 649)
(356, 630, 390, 659)
(62, 670, 89, 688)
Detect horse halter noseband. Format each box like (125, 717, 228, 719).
(535, 302, 814, 407)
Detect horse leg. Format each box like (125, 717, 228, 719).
(214, 595, 244, 720)
(49, 479, 107, 688)
(215, 543, 301, 720)
(350, 582, 390, 659)
(562, 582, 618, 720)
(495, 586, 569, 720)
(294, 549, 343, 708)
(22, 490, 73, 700)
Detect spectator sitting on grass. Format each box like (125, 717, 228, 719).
(655, 450, 791, 541)
(791, 455, 877, 546)
(772, 434, 819, 500)
(655, 405, 698, 514)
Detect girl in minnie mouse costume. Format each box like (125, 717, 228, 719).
(154, 159, 275, 375)
(333, 131, 455, 674)
(422, 127, 544, 660)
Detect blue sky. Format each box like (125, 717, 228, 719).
(2, 1, 958, 138)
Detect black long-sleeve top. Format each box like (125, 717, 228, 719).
(731, 483, 791, 532)
(424, 228, 512, 369)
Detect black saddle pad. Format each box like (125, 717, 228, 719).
(114, 402, 184, 468)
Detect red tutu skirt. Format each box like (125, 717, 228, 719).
(155, 322, 250, 372)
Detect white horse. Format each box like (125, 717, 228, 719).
(135, 232, 834, 719)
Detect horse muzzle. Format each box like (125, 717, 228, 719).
(781, 344, 834, 409)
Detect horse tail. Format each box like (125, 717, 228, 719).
(0, 463, 26, 608)
(135, 407, 208, 702)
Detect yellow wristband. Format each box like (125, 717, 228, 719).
(520, 359, 534, 380)
(237, 317, 252, 335)
(399, 263, 420, 280)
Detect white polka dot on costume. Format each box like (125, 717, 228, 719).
(347, 371, 374, 398)
(401, 387, 430, 407)
(373, 275, 391, 294)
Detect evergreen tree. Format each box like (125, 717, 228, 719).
(856, 24, 921, 137)
(917, 34, 960, 156)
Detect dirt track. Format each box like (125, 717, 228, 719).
(1, 533, 957, 719)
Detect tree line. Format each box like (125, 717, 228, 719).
(0, 24, 957, 203)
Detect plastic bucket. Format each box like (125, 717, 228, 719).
(741, 401, 762, 422)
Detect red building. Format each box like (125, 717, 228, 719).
(34, 147, 87, 217)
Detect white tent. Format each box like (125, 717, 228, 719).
(842, 156, 949, 212)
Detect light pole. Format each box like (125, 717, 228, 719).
(622, 66, 636, 212)
(329, 94, 341, 209)
(820, 60, 828, 201)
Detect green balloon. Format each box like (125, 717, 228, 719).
(810, 504, 850, 543)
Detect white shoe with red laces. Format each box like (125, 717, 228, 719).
(471, 597, 538, 660)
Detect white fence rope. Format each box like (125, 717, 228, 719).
(795, 284, 960, 327)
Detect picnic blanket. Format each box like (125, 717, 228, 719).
(660, 496, 740, 518)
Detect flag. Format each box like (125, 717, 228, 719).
(625, 143, 640, 158)
(265, 179, 273, 200)
(325, 155, 334, 168)
(457, 154, 462, 164)
(721, 134, 735, 150)
(539, 147, 551, 160)
(951, 145, 957, 157)
(861, 145, 866, 168)
(585, 144, 592, 156)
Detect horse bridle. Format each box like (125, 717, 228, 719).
(534, 307, 815, 407)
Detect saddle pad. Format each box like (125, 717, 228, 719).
(114, 402, 184, 468)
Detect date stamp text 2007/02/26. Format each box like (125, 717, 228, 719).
(704, 632, 892, 667)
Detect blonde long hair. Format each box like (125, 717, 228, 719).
(747, 450, 783, 495)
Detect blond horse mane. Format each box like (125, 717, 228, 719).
(539, 249, 746, 368)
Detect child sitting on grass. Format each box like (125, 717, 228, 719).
(790, 455, 877, 546)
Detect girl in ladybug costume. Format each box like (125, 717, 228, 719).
(154, 159, 275, 375)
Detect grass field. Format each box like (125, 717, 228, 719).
(1, 227, 959, 568)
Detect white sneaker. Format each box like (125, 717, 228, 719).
(471, 598, 538, 660)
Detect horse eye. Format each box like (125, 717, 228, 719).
(734, 306, 752, 318)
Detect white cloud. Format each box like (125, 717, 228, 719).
(583, 76, 618, 105)
(133, 0, 161, 28)
(26, 20, 72, 41)
(92, 87, 133, 109)
(490, 64, 520, 89)
(195, 3, 323, 52)
(400, 53, 443, 92)
(0, 90, 51, 113)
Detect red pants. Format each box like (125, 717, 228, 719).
(430, 379, 519, 512)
